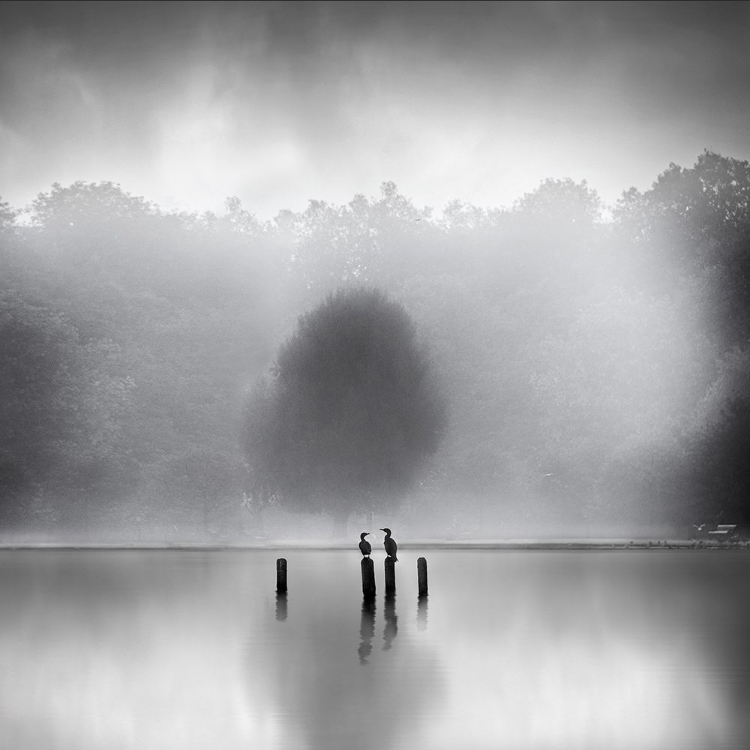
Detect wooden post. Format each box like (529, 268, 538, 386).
(276, 558, 287, 593)
(417, 594, 428, 631)
(275, 591, 288, 621)
(385, 556, 396, 596)
(361, 557, 376, 599)
(417, 557, 428, 597)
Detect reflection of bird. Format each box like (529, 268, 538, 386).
(380, 528, 398, 561)
(359, 532, 372, 557)
(383, 594, 398, 651)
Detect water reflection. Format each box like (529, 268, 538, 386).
(251, 552, 441, 749)
(383, 594, 398, 650)
(418, 551, 750, 750)
(275, 591, 287, 621)
(358, 597, 376, 664)
(417, 594, 428, 631)
(1, 549, 748, 750)
(0, 549, 261, 750)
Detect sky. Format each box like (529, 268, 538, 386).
(1, 0, 750, 219)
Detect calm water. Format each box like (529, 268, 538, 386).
(1, 548, 748, 749)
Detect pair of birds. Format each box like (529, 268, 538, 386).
(359, 528, 398, 561)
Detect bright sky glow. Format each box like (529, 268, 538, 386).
(1, 2, 750, 217)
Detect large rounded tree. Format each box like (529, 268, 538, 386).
(243, 287, 445, 533)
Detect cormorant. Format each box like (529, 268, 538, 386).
(359, 532, 372, 557)
(380, 528, 398, 561)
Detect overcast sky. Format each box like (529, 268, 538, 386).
(1, 1, 749, 218)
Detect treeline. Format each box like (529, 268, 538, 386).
(1, 150, 749, 540)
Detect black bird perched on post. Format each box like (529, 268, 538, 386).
(359, 532, 372, 557)
(380, 528, 398, 561)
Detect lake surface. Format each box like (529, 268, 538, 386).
(1, 548, 748, 749)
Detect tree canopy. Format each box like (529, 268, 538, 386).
(3, 152, 750, 541)
(243, 287, 445, 528)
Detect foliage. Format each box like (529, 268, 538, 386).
(0, 183, 284, 538)
(686, 397, 750, 526)
(2, 151, 750, 539)
(614, 150, 750, 346)
(513, 177, 603, 227)
(289, 182, 434, 300)
(243, 287, 446, 524)
(0, 291, 134, 526)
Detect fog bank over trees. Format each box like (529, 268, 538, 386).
(1, 150, 749, 543)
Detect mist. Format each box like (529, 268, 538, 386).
(2, 2, 750, 545)
(1, 156, 748, 546)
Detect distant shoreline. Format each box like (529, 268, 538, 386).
(1, 540, 748, 551)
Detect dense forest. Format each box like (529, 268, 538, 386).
(2, 150, 749, 542)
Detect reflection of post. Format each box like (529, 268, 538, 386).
(276, 591, 288, 621)
(417, 557, 428, 597)
(276, 558, 287, 593)
(361, 557, 376, 599)
(358, 597, 376, 664)
(417, 595, 428, 631)
(383, 594, 398, 650)
(385, 557, 396, 596)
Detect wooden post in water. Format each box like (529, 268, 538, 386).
(361, 557, 376, 599)
(276, 558, 287, 593)
(275, 591, 288, 621)
(384, 556, 396, 596)
(417, 557, 428, 597)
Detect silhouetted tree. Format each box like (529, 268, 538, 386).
(288, 182, 434, 301)
(0, 291, 135, 527)
(0, 295, 80, 513)
(243, 287, 445, 533)
(612, 151, 750, 526)
(674, 347, 750, 528)
(614, 150, 750, 346)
